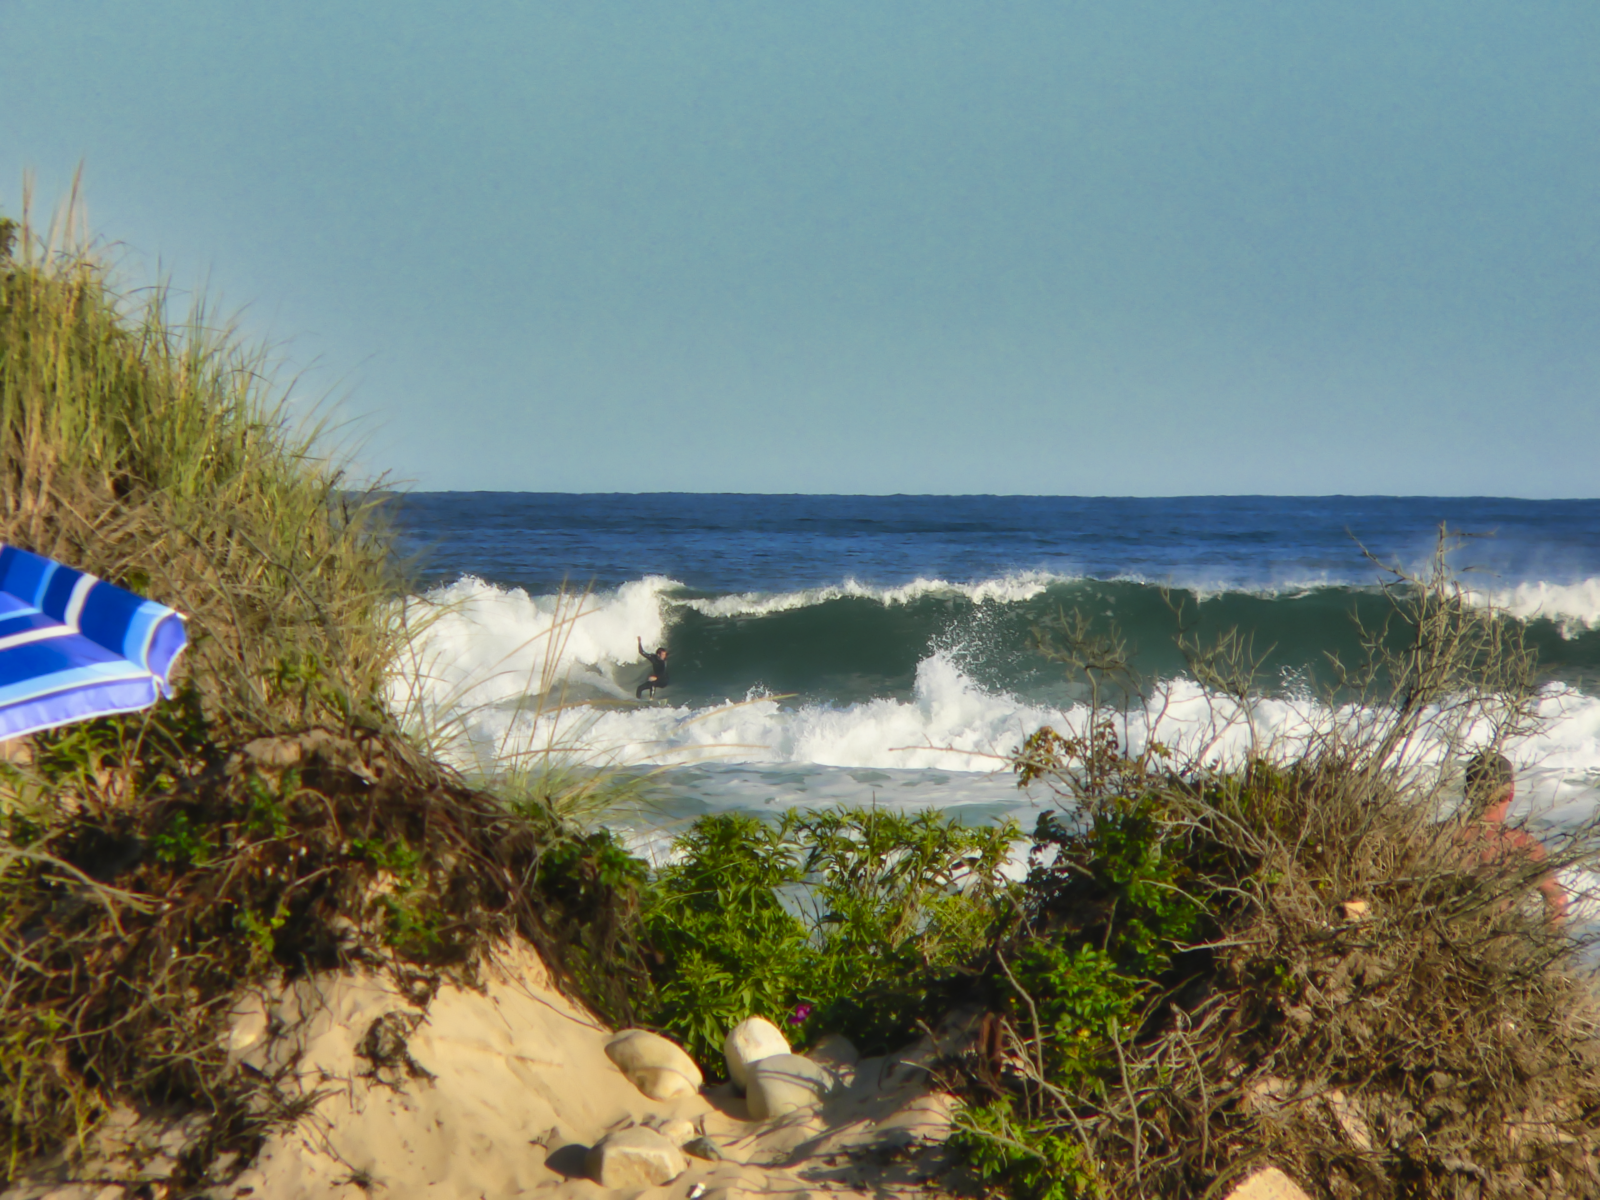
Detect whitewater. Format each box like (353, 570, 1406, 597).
(389, 572, 1600, 835)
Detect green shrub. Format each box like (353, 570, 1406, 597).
(641, 814, 815, 1065)
(151, 810, 214, 865)
(954, 1096, 1098, 1200)
(640, 807, 1021, 1073)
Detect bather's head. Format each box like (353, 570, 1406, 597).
(1464, 750, 1514, 820)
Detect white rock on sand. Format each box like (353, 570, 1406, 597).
(723, 1015, 791, 1089)
(1225, 1166, 1314, 1200)
(746, 1052, 835, 1119)
(809, 1031, 860, 1068)
(643, 1114, 699, 1145)
(605, 1027, 704, 1099)
(585, 1125, 688, 1187)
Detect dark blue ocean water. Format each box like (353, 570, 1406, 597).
(393, 493, 1600, 597)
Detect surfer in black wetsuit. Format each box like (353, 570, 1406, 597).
(636, 637, 670, 699)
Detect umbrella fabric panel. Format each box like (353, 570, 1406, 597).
(0, 677, 168, 742)
(0, 548, 86, 623)
(0, 592, 67, 641)
(0, 545, 188, 740)
(0, 638, 144, 698)
(79, 576, 187, 676)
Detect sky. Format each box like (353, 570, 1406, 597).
(3, 1, 1597, 496)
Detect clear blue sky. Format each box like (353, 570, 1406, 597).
(4, 2, 1597, 495)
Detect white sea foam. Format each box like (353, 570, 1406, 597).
(399, 639, 1600, 815)
(388, 574, 1600, 820)
(387, 574, 674, 729)
(385, 571, 1063, 727)
(680, 572, 1061, 618)
(1466, 578, 1600, 637)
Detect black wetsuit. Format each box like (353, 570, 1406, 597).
(637, 648, 670, 698)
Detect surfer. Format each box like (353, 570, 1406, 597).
(636, 637, 670, 699)
(1457, 751, 1568, 922)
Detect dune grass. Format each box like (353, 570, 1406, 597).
(0, 188, 402, 739)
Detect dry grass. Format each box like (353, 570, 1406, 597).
(0, 723, 655, 1188)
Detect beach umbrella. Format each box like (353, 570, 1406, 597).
(0, 544, 187, 740)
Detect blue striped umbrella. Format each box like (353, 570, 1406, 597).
(0, 544, 188, 740)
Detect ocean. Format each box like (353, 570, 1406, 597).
(386, 494, 1600, 847)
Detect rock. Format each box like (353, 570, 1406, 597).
(746, 1053, 834, 1119)
(643, 1115, 698, 1145)
(243, 736, 303, 771)
(605, 1029, 703, 1099)
(1340, 899, 1370, 922)
(683, 1136, 723, 1161)
(873, 1091, 957, 1145)
(1324, 1088, 1372, 1151)
(808, 1032, 859, 1068)
(881, 1043, 939, 1090)
(1224, 1166, 1313, 1200)
(633, 1066, 701, 1101)
(724, 1016, 790, 1089)
(584, 1126, 688, 1188)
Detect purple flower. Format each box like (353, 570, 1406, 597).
(788, 1004, 813, 1026)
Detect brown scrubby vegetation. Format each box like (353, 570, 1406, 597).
(0, 717, 654, 1188)
(952, 543, 1600, 1200)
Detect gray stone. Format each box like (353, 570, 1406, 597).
(746, 1053, 834, 1120)
(683, 1136, 723, 1161)
(724, 1016, 790, 1090)
(584, 1126, 688, 1188)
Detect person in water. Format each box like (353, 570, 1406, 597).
(1458, 750, 1568, 921)
(636, 637, 670, 699)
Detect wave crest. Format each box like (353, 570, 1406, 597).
(1468, 578, 1600, 636)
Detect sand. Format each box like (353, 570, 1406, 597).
(6, 941, 962, 1200)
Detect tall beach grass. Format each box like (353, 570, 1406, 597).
(0, 185, 401, 738)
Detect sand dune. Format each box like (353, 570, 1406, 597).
(7, 941, 961, 1200)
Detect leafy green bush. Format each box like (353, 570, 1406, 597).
(955, 735, 1208, 1200)
(953, 1096, 1097, 1200)
(640, 807, 1021, 1072)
